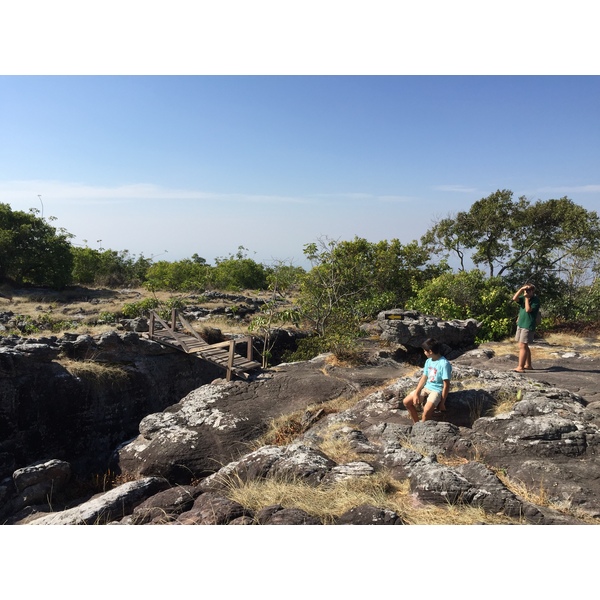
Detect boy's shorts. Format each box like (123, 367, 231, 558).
(515, 327, 534, 344)
(416, 387, 442, 408)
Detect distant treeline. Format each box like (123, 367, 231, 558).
(2, 189, 600, 345)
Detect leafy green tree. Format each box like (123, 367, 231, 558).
(422, 189, 527, 277)
(71, 246, 103, 284)
(0, 203, 73, 288)
(423, 191, 600, 286)
(298, 236, 446, 337)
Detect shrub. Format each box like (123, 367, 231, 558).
(407, 270, 515, 342)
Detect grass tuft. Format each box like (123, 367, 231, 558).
(58, 358, 129, 383)
(223, 470, 524, 525)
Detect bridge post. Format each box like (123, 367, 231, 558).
(226, 340, 235, 381)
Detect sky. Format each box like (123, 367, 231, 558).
(1, 3, 599, 271)
(2, 2, 599, 587)
(2, 75, 598, 270)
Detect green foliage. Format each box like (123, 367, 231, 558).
(97, 311, 118, 324)
(423, 191, 600, 286)
(121, 297, 161, 318)
(248, 301, 300, 367)
(266, 261, 305, 297)
(0, 203, 74, 289)
(71, 246, 151, 287)
(144, 259, 209, 292)
(297, 236, 446, 339)
(407, 270, 515, 341)
(121, 296, 185, 320)
(209, 246, 268, 291)
(284, 327, 364, 364)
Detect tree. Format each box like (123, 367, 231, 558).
(422, 189, 526, 277)
(297, 236, 446, 337)
(72, 245, 151, 287)
(422, 191, 600, 289)
(265, 259, 305, 298)
(0, 203, 73, 289)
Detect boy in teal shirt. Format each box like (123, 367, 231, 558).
(403, 338, 452, 423)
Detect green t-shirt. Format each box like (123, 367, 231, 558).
(517, 295, 540, 330)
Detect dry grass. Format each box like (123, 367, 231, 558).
(223, 470, 523, 524)
(492, 388, 523, 415)
(253, 383, 394, 449)
(494, 469, 600, 524)
(57, 358, 129, 383)
(316, 422, 370, 464)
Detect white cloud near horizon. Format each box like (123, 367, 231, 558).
(0, 180, 313, 206)
(0, 180, 420, 208)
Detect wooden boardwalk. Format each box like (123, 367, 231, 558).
(145, 309, 261, 381)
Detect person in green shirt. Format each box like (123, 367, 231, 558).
(512, 283, 540, 373)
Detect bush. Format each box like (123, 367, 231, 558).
(407, 270, 515, 341)
(71, 246, 151, 287)
(144, 259, 209, 292)
(209, 247, 268, 291)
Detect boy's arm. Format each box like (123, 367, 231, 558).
(442, 379, 450, 401)
(415, 374, 427, 394)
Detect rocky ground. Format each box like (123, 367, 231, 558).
(3, 327, 599, 526)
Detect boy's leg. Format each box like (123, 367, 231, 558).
(422, 400, 437, 421)
(524, 345, 533, 370)
(516, 341, 528, 371)
(421, 390, 441, 422)
(403, 390, 421, 423)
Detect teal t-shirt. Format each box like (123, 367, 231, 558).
(517, 295, 540, 330)
(423, 356, 452, 393)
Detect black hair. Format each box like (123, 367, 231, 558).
(421, 338, 442, 355)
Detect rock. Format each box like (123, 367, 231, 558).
(374, 309, 481, 353)
(114, 360, 355, 483)
(335, 504, 405, 525)
(0, 331, 226, 479)
(130, 485, 201, 524)
(256, 505, 321, 525)
(177, 492, 250, 525)
(5, 319, 600, 526)
(27, 477, 169, 525)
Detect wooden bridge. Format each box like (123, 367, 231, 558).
(145, 309, 261, 381)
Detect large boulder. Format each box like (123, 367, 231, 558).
(113, 359, 359, 483)
(373, 309, 481, 355)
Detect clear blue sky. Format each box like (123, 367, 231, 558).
(1, 75, 599, 268)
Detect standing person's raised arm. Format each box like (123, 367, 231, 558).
(513, 285, 527, 302)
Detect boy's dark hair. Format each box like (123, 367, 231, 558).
(422, 338, 442, 355)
